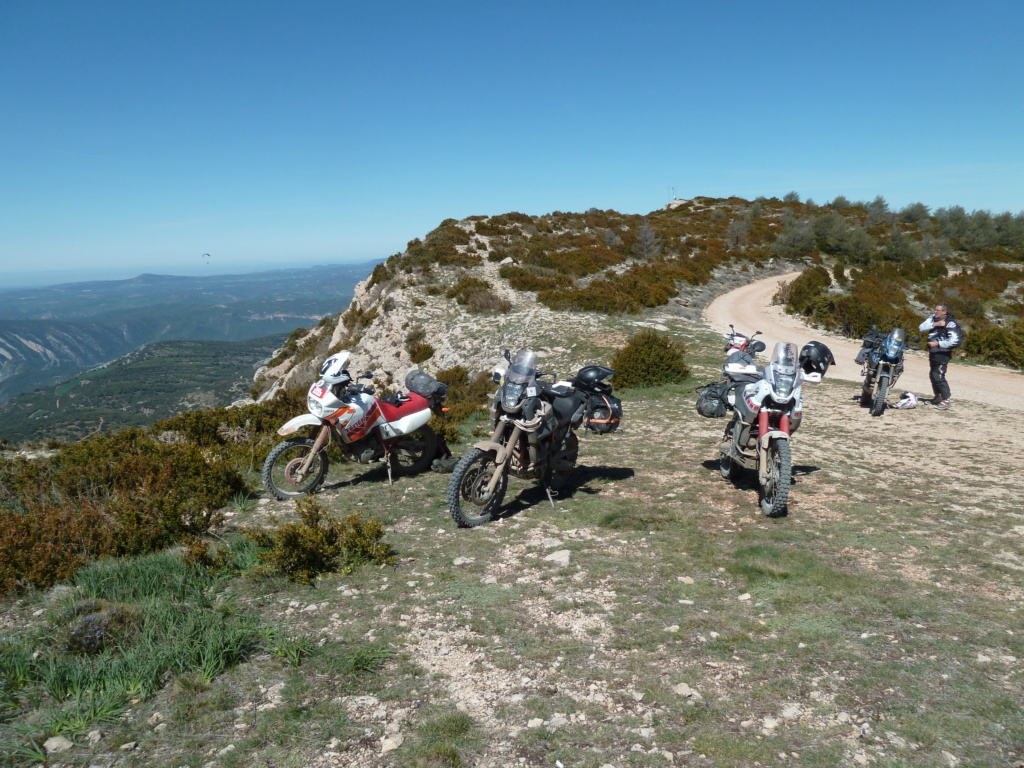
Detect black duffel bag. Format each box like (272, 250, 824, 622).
(695, 381, 729, 419)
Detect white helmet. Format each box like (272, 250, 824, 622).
(893, 392, 919, 409)
(319, 351, 352, 385)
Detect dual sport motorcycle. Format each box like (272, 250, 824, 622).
(717, 340, 832, 517)
(446, 349, 622, 527)
(856, 326, 914, 417)
(262, 351, 448, 500)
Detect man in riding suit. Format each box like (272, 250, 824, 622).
(918, 303, 962, 410)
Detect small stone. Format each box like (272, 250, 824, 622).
(154, 723, 168, 733)
(665, 625, 680, 633)
(148, 712, 164, 726)
(541, 538, 564, 548)
(738, 593, 751, 601)
(381, 734, 404, 753)
(527, 718, 544, 728)
(781, 704, 801, 720)
(677, 576, 694, 584)
(44, 736, 75, 754)
(217, 744, 235, 757)
(453, 557, 475, 565)
(119, 742, 138, 751)
(544, 550, 571, 565)
(853, 751, 869, 765)
(483, 576, 498, 584)
(942, 751, 960, 767)
(639, 727, 654, 738)
(976, 653, 992, 663)
(837, 712, 851, 723)
(87, 730, 103, 745)
(547, 714, 569, 729)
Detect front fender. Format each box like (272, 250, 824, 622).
(278, 414, 324, 436)
(472, 440, 508, 465)
(757, 431, 789, 484)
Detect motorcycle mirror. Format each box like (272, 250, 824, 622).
(503, 349, 511, 362)
(752, 340, 766, 353)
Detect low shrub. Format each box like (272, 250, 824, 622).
(0, 501, 116, 593)
(610, 330, 690, 388)
(446, 277, 511, 314)
(431, 366, 494, 444)
(408, 342, 436, 364)
(244, 496, 395, 584)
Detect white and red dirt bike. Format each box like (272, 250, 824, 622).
(262, 351, 449, 500)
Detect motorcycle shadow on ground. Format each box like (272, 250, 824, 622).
(699, 459, 821, 491)
(488, 464, 637, 523)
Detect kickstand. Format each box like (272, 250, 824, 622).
(384, 448, 393, 486)
(544, 485, 557, 508)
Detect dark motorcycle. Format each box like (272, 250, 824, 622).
(856, 327, 911, 417)
(446, 349, 621, 527)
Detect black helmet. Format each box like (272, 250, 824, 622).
(799, 341, 835, 378)
(574, 365, 614, 394)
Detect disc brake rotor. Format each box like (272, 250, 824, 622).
(284, 457, 309, 485)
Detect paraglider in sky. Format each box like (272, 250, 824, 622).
(201, 253, 211, 265)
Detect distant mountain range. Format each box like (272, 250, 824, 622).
(0, 335, 288, 445)
(0, 262, 376, 404)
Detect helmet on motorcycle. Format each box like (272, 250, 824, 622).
(799, 341, 836, 380)
(574, 365, 615, 394)
(319, 351, 352, 385)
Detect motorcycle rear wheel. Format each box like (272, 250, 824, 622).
(759, 439, 791, 518)
(870, 375, 889, 417)
(448, 448, 507, 528)
(262, 438, 329, 500)
(390, 425, 438, 476)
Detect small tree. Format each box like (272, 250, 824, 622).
(610, 330, 689, 388)
(631, 219, 662, 260)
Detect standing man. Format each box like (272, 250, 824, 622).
(919, 303, 962, 410)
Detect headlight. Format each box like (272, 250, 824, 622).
(502, 382, 525, 409)
(884, 339, 903, 358)
(774, 373, 796, 398)
(308, 395, 325, 417)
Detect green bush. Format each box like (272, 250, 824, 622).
(446, 277, 511, 314)
(610, 330, 690, 388)
(244, 497, 395, 584)
(408, 342, 436, 364)
(431, 366, 494, 444)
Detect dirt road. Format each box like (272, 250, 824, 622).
(704, 271, 1023, 412)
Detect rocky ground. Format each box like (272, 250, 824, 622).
(6, 275, 1024, 768)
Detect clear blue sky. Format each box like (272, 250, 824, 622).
(2, 1, 1022, 287)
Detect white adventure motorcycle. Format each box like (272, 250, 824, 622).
(262, 351, 448, 500)
(719, 340, 833, 516)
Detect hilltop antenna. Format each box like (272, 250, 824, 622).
(669, 186, 677, 200)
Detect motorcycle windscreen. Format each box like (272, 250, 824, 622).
(883, 328, 906, 358)
(507, 349, 538, 385)
(766, 342, 799, 400)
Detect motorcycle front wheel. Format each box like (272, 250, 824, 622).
(390, 425, 438, 476)
(759, 439, 791, 518)
(262, 438, 329, 500)
(870, 374, 889, 417)
(447, 448, 507, 528)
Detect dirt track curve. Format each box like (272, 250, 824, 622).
(704, 271, 1024, 412)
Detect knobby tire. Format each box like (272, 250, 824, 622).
(760, 439, 792, 518)
(447, 448, 507, 528)
(262, 438, 329, 500)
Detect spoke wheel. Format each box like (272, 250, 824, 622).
(262, 438, 329, 500)
(870, 375, 889, 417)
(447, 448, 507, 528)
(390, 425, 438, 476)
(759, 439, 792, 518)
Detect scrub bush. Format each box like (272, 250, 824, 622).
(244, 497, 395, 584)
(610, 330, 690, 388)
(430, 366, 494, 444)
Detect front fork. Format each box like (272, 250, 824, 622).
(484, 423, 521, 497)
(296, 423, 331, 478)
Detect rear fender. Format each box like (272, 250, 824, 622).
(278, 414, 324, 436)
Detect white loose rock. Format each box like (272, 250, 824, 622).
(44, 736, 75, 754)
(544, 550, 571, 565)
(381, 734, 404, 753)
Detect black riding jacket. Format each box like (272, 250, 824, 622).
(918, 315, 962, 355)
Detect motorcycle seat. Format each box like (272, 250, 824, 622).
(377, 392, 429, 422)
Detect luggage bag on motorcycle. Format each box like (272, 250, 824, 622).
(695, 381, 729, 418)
(583, 393, 622, 434)
(405, 369, 448, 404)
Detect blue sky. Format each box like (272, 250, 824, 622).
(2, 1, 1022, 287)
